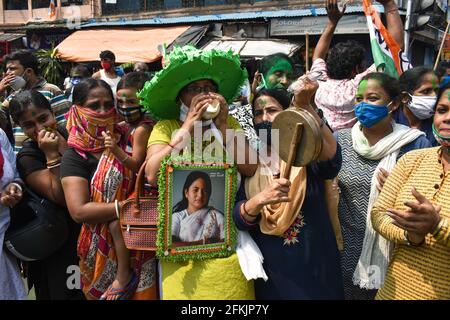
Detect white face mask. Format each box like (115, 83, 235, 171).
(408, 94, 437, 120)
(10, 75, 26, 91)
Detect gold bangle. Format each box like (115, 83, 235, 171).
(432, 218, 445, 237)
(46, 157, 61, 167)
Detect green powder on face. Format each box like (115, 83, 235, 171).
(432, 77, 439, 92)
(31, 111, 37, 117)
(357, 80, 368, 96)
(257, 97, 268, 108)
(263, 59, 293, 88)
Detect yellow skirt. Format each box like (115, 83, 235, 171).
(161, 253, 255, 300)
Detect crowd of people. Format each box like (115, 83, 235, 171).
(0, 0, 450, 300)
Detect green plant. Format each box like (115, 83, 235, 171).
(35, 44, 64, 87)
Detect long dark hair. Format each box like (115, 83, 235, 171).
(172, 171, 212, 212)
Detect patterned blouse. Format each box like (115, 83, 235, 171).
(311, 59, 376, 131)
(372, 147, 450, 300)
(336, 128, 430, 300)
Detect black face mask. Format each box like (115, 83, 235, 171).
(254, 121, 273, 146)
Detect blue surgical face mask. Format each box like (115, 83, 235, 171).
(354, 101, 390, 128)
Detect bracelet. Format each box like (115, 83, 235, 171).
(46, 157, 61, 167)
(115, 199, 120, 219)
(432, 218, 445, 237)
(119, 154, 130, 162)
(47, 163, 61, 169)
(404, 230, 425, 247)
(242, 201, 259, 218)
(10, 182, 23, 193)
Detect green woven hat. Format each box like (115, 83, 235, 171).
(137, 45, 248, 120)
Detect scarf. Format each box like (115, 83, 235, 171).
(245, 161, 307, 236)
(351, 121, 425, 289)
(66, 105, 119, 158)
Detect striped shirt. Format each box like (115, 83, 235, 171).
(3, 78, 71, 153)
(371, 147, 450, 300)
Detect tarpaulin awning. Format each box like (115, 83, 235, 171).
(55, 26, 190, 63)
(202, 39, 302, 58)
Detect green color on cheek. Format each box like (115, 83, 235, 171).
(447, 91, 450, 101)
(357, 80, 368, 96)
(31, 111, 36, 117)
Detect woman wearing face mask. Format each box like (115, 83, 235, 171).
(371, 82, 450, 299)
(9, 90, 84, 300)
(336, 72, 431, 300)
(142, 45, 257, 300)
(233, 82, 344, 300)
(393, 67, 439, 146)
(60, 79, 157, 300)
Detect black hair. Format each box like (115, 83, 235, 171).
(99, 50, 116, 61)
(9, 90, 52, 124)
(253, 88, 291, 111)
(399, 66, 436, 94)
(71, 64, 91, 78)
(117, 71, 151, 92)
(172, 171, 212, 213)
(436, 61, 450, 79)
(326, 41, 365, 80)
(72, 78, 114, 106)
(435, 81, 450, 109)
(359, 72, 400, 101)
(259, 53, 294, 76)
(4, 49, 40, 75)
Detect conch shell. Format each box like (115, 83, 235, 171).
(202, 99, 220, 120)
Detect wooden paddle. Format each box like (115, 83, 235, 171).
(282, 123, 303, 180)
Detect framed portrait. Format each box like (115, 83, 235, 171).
(157, 157, 238, 262)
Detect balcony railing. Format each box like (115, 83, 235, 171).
(101, 0, 274, 15)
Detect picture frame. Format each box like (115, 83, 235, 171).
(157, 156, 238, 262)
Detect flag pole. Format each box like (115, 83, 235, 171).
(305, 33, 310, 72)
(434, 20, 450, 71)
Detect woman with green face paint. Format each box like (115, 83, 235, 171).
(336, 72, 431, 300)
(253, 53, 295, 92)
(370, 81, 450, 300)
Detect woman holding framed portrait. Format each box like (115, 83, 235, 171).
(141, 45, 257, 300)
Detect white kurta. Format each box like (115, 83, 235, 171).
(0, 129, 26, 300)
(172, 207, 224, 243)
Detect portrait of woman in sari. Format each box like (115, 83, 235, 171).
(171, 171, 224, 245)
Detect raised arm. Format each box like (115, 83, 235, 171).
(378, 0, 404, 49)
(313, 0, 346, 61)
